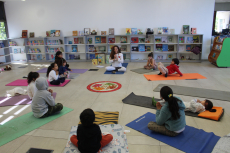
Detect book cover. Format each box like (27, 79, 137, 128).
(132, 46, 138, 51)
(179, 45, 185, 52)
(120, 36, 127, 43)
(109, 38, 115, 43)
(79, 31, 84, 36)
(161, 37, 168, 43)
(72, 45, 78, 52)
(92, 59, 98, 65)
(109, 28, 114, 35)
(186, 45, 191, 51)
(74, 38, 78, 44)
(91, 29, 97, 35)
(156, 44, 163, 51)
(139, 38, 145, 43)
(215, 45, 222, 50)
(31, 55, 36, 60)
(121, 45, 127, 52)
(212, 53, 216, 58)
(158, 27, 163, 34)
(95, 36, 101, 43)
(168, 45, 174, 51)
(17, 48, 21, 53)
(69, 41, 72, 44)
(163, 27, 168, 34)
(146, 46, 151, 51)
(99, 46, 106, 52)
(145, 36, 151, 43)
(167, 54, 173, 59)
(55, 30, 60, 37)
(183, 25, 189, 34)
(138, 44, 145, 51)
(157, 55, 163, 60)
(131, 37, 138, 43)
(126, 28, 131, 35)
(109, 45, 113, 52)
(50, 30, 56, 37)
(78, 37, 84, 44)
(191, 28, 197, 34)
(42, 54, 46, 60)
(168, 36, 173, 43)
(187, 37, 193, 43)
(97, 54, 105, 64)
(90, 54, 95, 59)
(169, 29, 175, 34)
(162, 44, 168, 51)
(131, 28, 138, 35)
(29, 32, 34, 38)
(180, 55, 185, 60)
(73, 31, 78, 36)
(123, 54, 126, 60)
(155, 37, 161, 43)
(50, 54, 55, 60)
(106, 55, 110, 63)
(89, 45, 95, 52)
(69, 54, 74, 60)
(36, 54, 42, 60)
(101, 37, 106, 43)
(14, 48, 17, 54)
(179, 36, 185, 43)
(87, 38, 92, 44)
(137, 29, 143, 35)
(22, 30, 28, 38)
(193, 36, 199, 43)
(46, 31, 50, 37)
(101, 31, 106, 35)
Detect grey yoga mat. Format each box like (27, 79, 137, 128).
(153, 84, 230, 101)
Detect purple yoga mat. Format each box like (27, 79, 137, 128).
(37, 68, 88, 74)
(0, 92, 57, 107)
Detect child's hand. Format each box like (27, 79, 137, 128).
(156, 102, 162, 110)
(48, 89, 53, 93)
(180, 75, 183, 77)
(56, 71, 59, 75)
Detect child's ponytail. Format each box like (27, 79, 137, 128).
(27, 72, 39, 84)
(46, 63, 55, 77)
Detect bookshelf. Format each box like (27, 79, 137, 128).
(0, 40, 11, 66)
(8, 38, 27, 63)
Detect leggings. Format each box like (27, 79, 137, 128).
(50, 77, 65, 85)
(148, 121, 178, 137)
(40, 103, 63, 118)
(157, 62, 168, 75)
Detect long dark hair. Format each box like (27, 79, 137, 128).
(205, 100, 216, 112)
(110, 45, 121, 59)
(55, 51, 62, 59)
(27, 72, 39, 84)
(46, 63, 56, 77)
(80, 108, 95, 127)
(160, 86, 182, 120)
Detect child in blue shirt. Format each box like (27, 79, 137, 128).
(59, 59, 72, 78)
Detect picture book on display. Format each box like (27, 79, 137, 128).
(90, 54, 95, 59)
(156, 44, 163, 51)
(157, 55, 163, 60)
(46, 31, 50, 37)
(74, 38, 78, 44)
(168, 45, 174, 51)
(132, 46, 138, 51)
(49, 54, 55, 60)
(163, 27, 168, 34)
(167, 54, 173, 59)
(161, 37, 168, 43)
(187, 37, 193, 43)
(162, 44, 168, 51)
(121, 45, 127, 52)
(88, 38, 92, 44)
(78, 37, 84, 44)
(109, 38, 115, 43)
(50, 30, 56, 37)
(106, 55, 110, 63)
(22, 30, 28, 38)
(168, 36, 173, 43)
(138, 44, 145, 51)
(72, 45, 78, 52)
(101, 37, 106, 43)
(36, 54, 42, 60)
(179, 36, 185, 43)
(73, 31, 78, 36)
(91, 29, 97, 35)
(131, 37, 138, 43)
(123, 54, 126, 60)
(131, 28, 138, 35)
(179, 45, 185, 52)
(137, 29, 143, 35)
(31, 55, 36, 60)
(183, 25, 190, 34)
(101, 31, 106, 35)
(158, 27, 163, 34)
(155, 37, 161, 43)
(109, 28, 114, 35)
(99, 46, 106, 52)
(146, 46, 151, 51)
(193, 36, 199, 43)
(55, 30, 60, 37)
(120, 36, 127, 43)
(145, 36, 151, 43)
(96, 54, 105, 64)
(84, 28, 90, 35)
(95, 36, 101, 43)
(92, 59, 98, 65)
(29, 32, 34, 38)
(79, 31, 84, 36)
(191, 28, 197, 34)
(126, 28, 131, 35)
(169, 29, 175, 34)
(186, 45, 191, 51)
(89, 45, 95, 52)
(139, 38, 145, 43)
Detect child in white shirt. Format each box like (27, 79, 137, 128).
(27, 72, 39, 99)
(47, 63, 65, 85)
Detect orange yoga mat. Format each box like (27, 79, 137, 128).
(144, 73, 207, 81)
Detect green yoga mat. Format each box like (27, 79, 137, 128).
(0, 107, 73, 147)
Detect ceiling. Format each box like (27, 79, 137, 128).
(216, 0, 230, 2)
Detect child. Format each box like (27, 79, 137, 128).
(144, 53, 157, 70)
(59, 59, 71, 78)
(70, 109, 113, 153)
(32, 77, 63, 118)
(105, 45, 126, 72)
(148, 86, 186, 137)
(55, 51, 70, 68)
(184, 99, 215, 113)
(158, 58, 183, 77)
(47, 63, 65, 85)
(27, 72, 39, 99)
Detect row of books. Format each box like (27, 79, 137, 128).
(30, 54, 45, 60)
(46, 40, 63, 45)
(89, 45, 106, 52)
(155, 36, 173, 43)
(14, 48, 24, 54)
(179, 36, 199, 43)
(46, 30, 61, 37)
(108, 37, 127, 43)
(46, 47, 64, 53)
(28, 48, 41, 53)
(0, 43, 5, 48)
(27, 40, 44, 46)
(132, 45, 151, 51)
(88, 36, 106, 44)
(69, 54, 80, 60)
(9, 41, 17, 46)
(131, 37, 151, 43)
(155, 55, 194, 60)
(68, 38, 84, 44)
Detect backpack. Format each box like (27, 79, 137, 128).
(191, 46, 201, 55)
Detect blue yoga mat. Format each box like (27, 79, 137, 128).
(126, 112, 220, 153)
(104, 63, 128, 74)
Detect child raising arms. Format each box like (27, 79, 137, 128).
(27, 72, 39, 99)
(158, 58, 183, 77)
(47, 63, 65, 85)
(144, 53, 157, 70)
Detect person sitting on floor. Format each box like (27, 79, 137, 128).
(47, 63, 65, 85)
(158, 58, 183, 77)
(70, 108, 113, 153)
(148, 86, 186, 137)
(27, 72, 39, 99)
(32, 77, 63, 118)
(144, 53, 157, 70)
(59, 59, 71, 78)
(105, 45, 126, 73)
(55, 51, 71, 69)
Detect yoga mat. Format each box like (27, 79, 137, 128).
(37, 68, 88, 74)
(6, 79, 71, 87)
(79, 112, 119, 125)
(144, 73, 207, 81)
(88, 69, 99, 71)
(0, 92, 57, 107)
(104, 63, 128, 74)
(126, 112, 220, 153)
(130, 65, 170, 74)
(18, 66, 27, 68)
(26, 148, 54, 153)
(0, 107, 73, 147)
(39, 73, 80, 80)
(63, 124, 128, 153)
(153, 84, 230, 101)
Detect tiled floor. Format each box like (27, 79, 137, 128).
(0, 61, 230, 153)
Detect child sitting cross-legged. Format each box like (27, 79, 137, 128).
(144, 53, 157, 70)
(59, 59, 71, 78)
(158, 58, 183, 77)
(47, 63, 65, 85)
(70, 109, 113, 153)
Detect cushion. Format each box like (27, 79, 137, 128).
(198, 106, 224, 121)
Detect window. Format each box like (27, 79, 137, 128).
(215, 11, 230, 32)
(0, 22, 7, 40)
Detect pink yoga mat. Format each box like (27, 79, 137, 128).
(0, 93, 57, 107)
(6, 79, 71, 87)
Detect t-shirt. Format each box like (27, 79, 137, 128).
(27, 81, 37, 99)
(109, 53, 124, 67)
(48, 70, 59, 82)
(184, 99, 205, 113)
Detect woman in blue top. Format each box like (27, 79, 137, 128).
(148, 86, 186, 137)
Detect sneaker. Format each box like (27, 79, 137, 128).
(165, 73, 168, 77)
(158, 72, 162, 75)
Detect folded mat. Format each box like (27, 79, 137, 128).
(88, 69, 99, 71)
(144, 73, 206, 81)
(0, 107, 73, 147)
(37, 68, 88, 74)
(26, 148, 53, 153)
(63, 124, 128, 153)
(79, 112, 119, 125)
(0, 92, 57, 107)
(130, 64, 170, 74)
(154, 84, 230, 101)
(6, 79, 70, 87)
(126, 112, 220, 153)
(211, 133, 230, 153)
(39, 73, 80, 79)
(104, 63, 128, 74)
(122, 92, 224, 121)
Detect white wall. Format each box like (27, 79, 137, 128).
(4, 0, 215, 59)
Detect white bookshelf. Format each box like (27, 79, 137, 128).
(8, 38, 27, 63)
(0, 40, 11, 66)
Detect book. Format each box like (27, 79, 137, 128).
(161, 37, 167, 43)
(50, 54, 55, 60)
(109, 45, 113, 52)
(179, 36, 185, 43)
(191, 28, 197, 34)
(106, 55, 110, 63)
(168, 45, 174, 51)
(84, 28, 90, 35)
(68, 41, 72, 44)
(138, 44, 145, 51)
(95, 36, 101, 43)
(42, 54, 46, 60)
(158, 27, 163, 34)
(74, 38, 78, 44)
(186, 45, 191, 51)
(101, 31, 106, 35)
(193, 36, 199, 43)
(50, 30, 56, 37)
(131, 37, 138, 43)
(121, 45, 127, 52)
(69, 54, 74, 60)
(180, 55, 185, 60)
(213, 53, 216, 58)
(29, 32, 34, 38)
(187, 37, 193, 43)
(168, 36, 173, 43)
(79, 31, 84, 36)
(72, 31, 78, 36)
(157, 55, 163, 60)
(109, 38, 115, 43)
(215, 44, 222, 50)
(72, 45, 78, 52)
(90, 54, 95, 59)
(55, 30, 60, 37)
(146, 46, 151, 51)
(101, 36, 106, 43)
(132, 46, 138, 51)
(92, 59, 98, 65)
(169, 29, 175, 34)
(139, 38, 145, 43)
(91, 29, 97, 35)
(167, 54, 173, 59)
(14, 48, 17, 54)
(120, 36, 127, 43)
(183, 25, 190, 34)
(131, 28, 138, 35)
(155, 37, 161, 43)
(162, 44, 168, 51)
(109, 28, 114, 35)
(179, 45, 185, 52)
(156, 44, 163, 51)
(145, 36, 151, 43)
(163, 27, 168, 34)
(78, 37, 84, 44)
(126, 28, 131, 35)
(123, 54, 126, 60)
(89, 45, 95, 52)
(99, 46, 106, 52)
(137, 29, 143, 35)
(36, 54, 42, 60)
(46, 31, 50, 37)
(97, 54, 105, 64)
(22, 30, 28, 38)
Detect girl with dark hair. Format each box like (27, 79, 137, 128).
(148, 86, 186, 137)
(183, 99, 215, 113)
(105, 45, 126, 72)
(144, 53, 157, 70)
(55, 51, 70, 68)
(158, 58, 183, 77)
(27, 72, 39, 99)
(47, 63, 65, 85)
